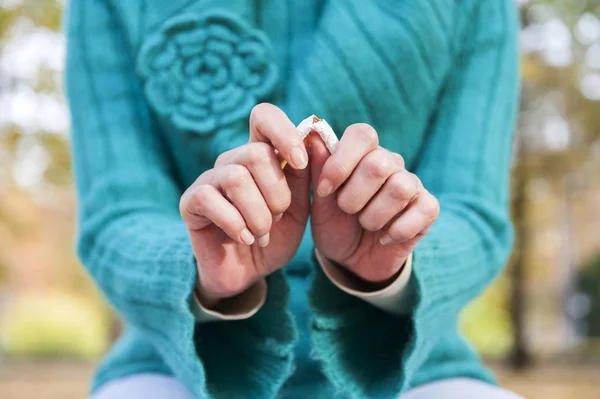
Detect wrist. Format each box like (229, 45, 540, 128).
(191, 278, 268, 323)
(319, 251, 408, 286)
(330, 259, 406, 291)
(195, 283, 223, 309)
(315, 250, 414, 315)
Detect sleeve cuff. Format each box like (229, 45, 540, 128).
(190, 279, 267, 323)
(315, 249, 414, 315)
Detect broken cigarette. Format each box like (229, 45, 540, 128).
(279, 115, 339, 169)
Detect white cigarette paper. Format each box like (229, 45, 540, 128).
(296, 114, 339, 154)
(279, 115, 339, 169)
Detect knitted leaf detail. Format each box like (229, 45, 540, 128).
(137, 10, 278, 135)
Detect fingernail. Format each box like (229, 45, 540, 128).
(257, 232, 270, 247)
(290, 147, 308, 169)
(379, 234, 394, 246)
(240, 228, 255, 245)
(317, 179, 333, 197)
(273, 213, 283, 223)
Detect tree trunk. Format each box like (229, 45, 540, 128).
(509, 132, 532, 369)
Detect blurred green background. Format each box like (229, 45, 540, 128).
(1, 0, 600, 398)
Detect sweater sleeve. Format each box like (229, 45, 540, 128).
(65, 1, 296, 398)
(308, 1, 520, 398)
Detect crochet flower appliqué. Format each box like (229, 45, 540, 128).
(137, 10, 278, 135)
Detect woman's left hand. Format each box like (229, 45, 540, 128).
(309, 124, 440, 284)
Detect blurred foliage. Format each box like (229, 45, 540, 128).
(577, 255, 600, 337)
(0, 0, 62, 37)
(38, 131, 72, 185)
(0, 292, 109, 359)
(461, 276, 514, 359)
(1, 0, 101, 359)
(462, 0, 600, 358)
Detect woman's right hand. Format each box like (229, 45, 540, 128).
(180, 104, 311, 304)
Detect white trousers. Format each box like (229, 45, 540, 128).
(91, 373, 525, 399)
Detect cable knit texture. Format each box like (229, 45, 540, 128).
(137, 10, 278, 134)
(65, 0, 519, 398)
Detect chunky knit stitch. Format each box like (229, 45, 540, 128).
(137, 10, 279, 134)
(65, 0, 519, 398)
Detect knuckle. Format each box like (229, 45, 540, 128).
(215, 149, 232, 167)
(246, 142, 272, 166)
(179, 194, 188, 217)
(227, 218, 248, 236)
(388, 224, 410, 242)
(387, 173, 416, 200)
(250, 103, 281, 136)
(269, 188, 291, 214)
(364, 152, 390, 179)
(358, 212, 380, 232)
(350, 123, 378, 148)
(421, 194, 440, 220)
(337, 195, 360, 215)
(250, 217, 272, 237)
(326, 157, 351, 181)
(250, 103, 273, 125)
(246, 205, 273, 236)
(289, 134, 303, 149)
(188, 186, 215, 218)
(223, 165, 251, 187)
(191, 184, 213, 207)
(393, 152, 406, 169)
(183, 185, 212, 217)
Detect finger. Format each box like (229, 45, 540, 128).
(213, 165, 273, 246)
(336, 148, 403, 215)
(309, 131, 340, 218)
(249, 103, 308, 170)
(215, 142, 291, 217)
(316, 123, 379, 197)
(181, 184, 255, 246)
(282, 135, 311, 222)
(379, 190, 440, 245)
(358, 170, 420, 232)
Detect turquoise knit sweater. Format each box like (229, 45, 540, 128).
(65, 0, 519, 398)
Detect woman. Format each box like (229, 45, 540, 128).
(65, 0, 522, 398)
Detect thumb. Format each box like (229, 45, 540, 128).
(309, 132, 338, 218)
(283, 138, 311, 218)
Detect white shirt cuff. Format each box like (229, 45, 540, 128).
(315, 249, 413, 315)
(190, 279, 267, 323)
